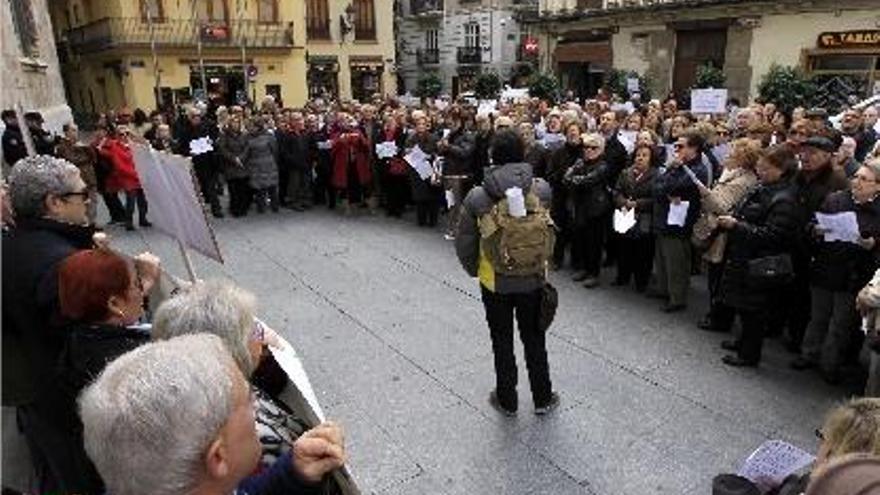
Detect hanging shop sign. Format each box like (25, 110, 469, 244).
(818, 30, 880, 49)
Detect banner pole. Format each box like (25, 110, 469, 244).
(177, 238, 198, 283)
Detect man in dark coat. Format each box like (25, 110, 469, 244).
(3, 156, 97, 491)
(2, 109, 27, 167)
(24, 112, 57, 156)
(651, 130, 709, 312)
(277, 112, 311, 210)
(175, 107, 224, 218)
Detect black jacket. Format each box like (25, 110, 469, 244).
(278, 130, 310, 171)
(810, 191, 880, 292)
(546, 143, 582, 225)
(440, 128, 476, 177)
(175, 122, 219, 170)
(565, 157, 612, 223)
(614, 166, 657, 236)
(2, 219, 97, 405)
(34, 322, 150, 494)
(2, 124, 27, 166)
(31, 127, 57, 156)
(652, 156, 708, 237)
(720, 179, 800, 310)
(603, 131, 630, 182)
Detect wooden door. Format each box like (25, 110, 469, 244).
(673, 29, 727, 96)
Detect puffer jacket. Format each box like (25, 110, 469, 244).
(720, 178, 801, 311)
(455, 162, 552, 294)
(564, 157, 612, 224)
(810, 191, 880, 293)
(245, 130, 279, 189)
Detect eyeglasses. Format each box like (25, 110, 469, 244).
(60, 190, 90, 202)
(815, 428, 826, 442)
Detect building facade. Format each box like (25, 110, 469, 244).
(527, 0, 880, 104)
(396, 0, 540, 96)
(2, 0, 71, 135)
(50, 0, 396, 115)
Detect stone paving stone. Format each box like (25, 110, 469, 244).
(109, 208, 845, 495)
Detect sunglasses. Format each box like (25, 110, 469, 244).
(60, 190, 90, 201)
(815, 428, 825, 442)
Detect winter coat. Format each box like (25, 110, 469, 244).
(546, 143, 582, 224)
(795, 165, 850, 266)
(524, 144, 549, 179)
(176, 122, 220, 172)
(614, 165, 657, 237)
(98, 138, 141, 192)
(564, 157, 612, 224)
(405, 132, 440, 202)
(32, 322, 150, 494)
(693, 168, 758, 263)
(217, 129, 250, 180)
(440, 128, 476, 177)
(652, 155, 709, 237)
(245, 130, 279, 189)
(2, 219, 97, 405)
(455, 162, 552, 294)
(810, 191, 880, 293)
(330, 131, 372, 190)
(603, 131, 630, 182)
(56, 138, 98, 189)
(720, 178, 800, 311)
(30, 127, 57, 156)
(277, 130, 310, 171)
(375, 128, 408, 177)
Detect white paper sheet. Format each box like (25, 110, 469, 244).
(445, 189, 456, 209)
(541, 133, 565, 150)
(613, 207, 637, 233)
(667, 200, 690, 227)
(268, 331, 326, 423)
(505, 187, 527, 218)
(375, 141, 398, 159)
(617, 130, 637, 155)
(815, 211, 861, 244)
(188, 136, 214, 156)
(737, 440, 815, 493)
(405, 145, 433, 180)
(317, 140, 332, 150)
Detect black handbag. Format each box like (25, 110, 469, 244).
(539, 283, 558, 333)
(747, 253, 794, 289)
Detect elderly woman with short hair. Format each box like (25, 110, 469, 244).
(151, 280, 339, 492)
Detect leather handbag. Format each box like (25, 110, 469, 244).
(539, 283, 558, 333)
(747, 253, 794, 289)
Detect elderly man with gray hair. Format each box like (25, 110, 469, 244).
(80, 334, 345, 495)
(3, 155, 162, 492)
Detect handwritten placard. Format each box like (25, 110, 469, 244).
(690, 88, 728, 114)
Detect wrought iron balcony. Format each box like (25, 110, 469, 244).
(417, 48, 440, 65)
(409, 0, 444, 17)
(457, 46, 482, 64)
(64, 17, 296, 55)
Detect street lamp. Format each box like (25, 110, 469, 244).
(340, 3, 356, 40)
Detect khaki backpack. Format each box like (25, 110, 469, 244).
(479, 188, 556, 277)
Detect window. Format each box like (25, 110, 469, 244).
(426, 28, 438, 51)
(140, 0, 164, 22)
(196, 0, 227, 21)
(306, 0, 330, 40)
(10, 0, 39, 58)
(465, 22, 479, 48)
(73, 4, 80, 24)
(354, 0, 375, 41)
(258, 0, 278, 23)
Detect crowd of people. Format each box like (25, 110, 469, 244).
(3, 89, 880, 494)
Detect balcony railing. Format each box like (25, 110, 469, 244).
(417, 48, 440, 65)
(65, 17, 295, 55)
(409, 0, 443, 16)
(457, 46, 481, 64)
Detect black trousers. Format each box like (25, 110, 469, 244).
(416, 201, 439, 227)
(551, 204, 571, 267)
(123, 189, 148, 226)
(572, 216, 605, 277)
(384, 174, 409, 217)
(481, 285, 553, 410)
(616, 234, 655, 289)
(254, 186, 279, 212)
(708, 261, 736, 332)
(278, 166, 291, 205)
(227, 177, 252, 216)
(735, 309, 765, 364)
(194, 163, 222, 214)
(102, 192, 126, 222)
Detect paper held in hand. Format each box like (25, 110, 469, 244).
(375, 141, 398, 159)
(613, 207, 637, 234)
(736, 440, 815, 493)
(505, 187, 527, 218)
(667, 200, 690, 227)
(405, 145, 434, 180)
(189, 137, 214, 156)
(815, 211, 861, 244)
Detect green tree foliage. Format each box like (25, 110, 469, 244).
(757, 64, 817, 114)
(693, 63, 726, 89)
(528, 73, 559, 103)
(605, 69, 652, 101)
(416, 73, 443, 98)
(474, 72, 502, 100)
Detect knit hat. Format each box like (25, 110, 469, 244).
(805, 454, 880, 495)
(711, 474, 761, 495)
